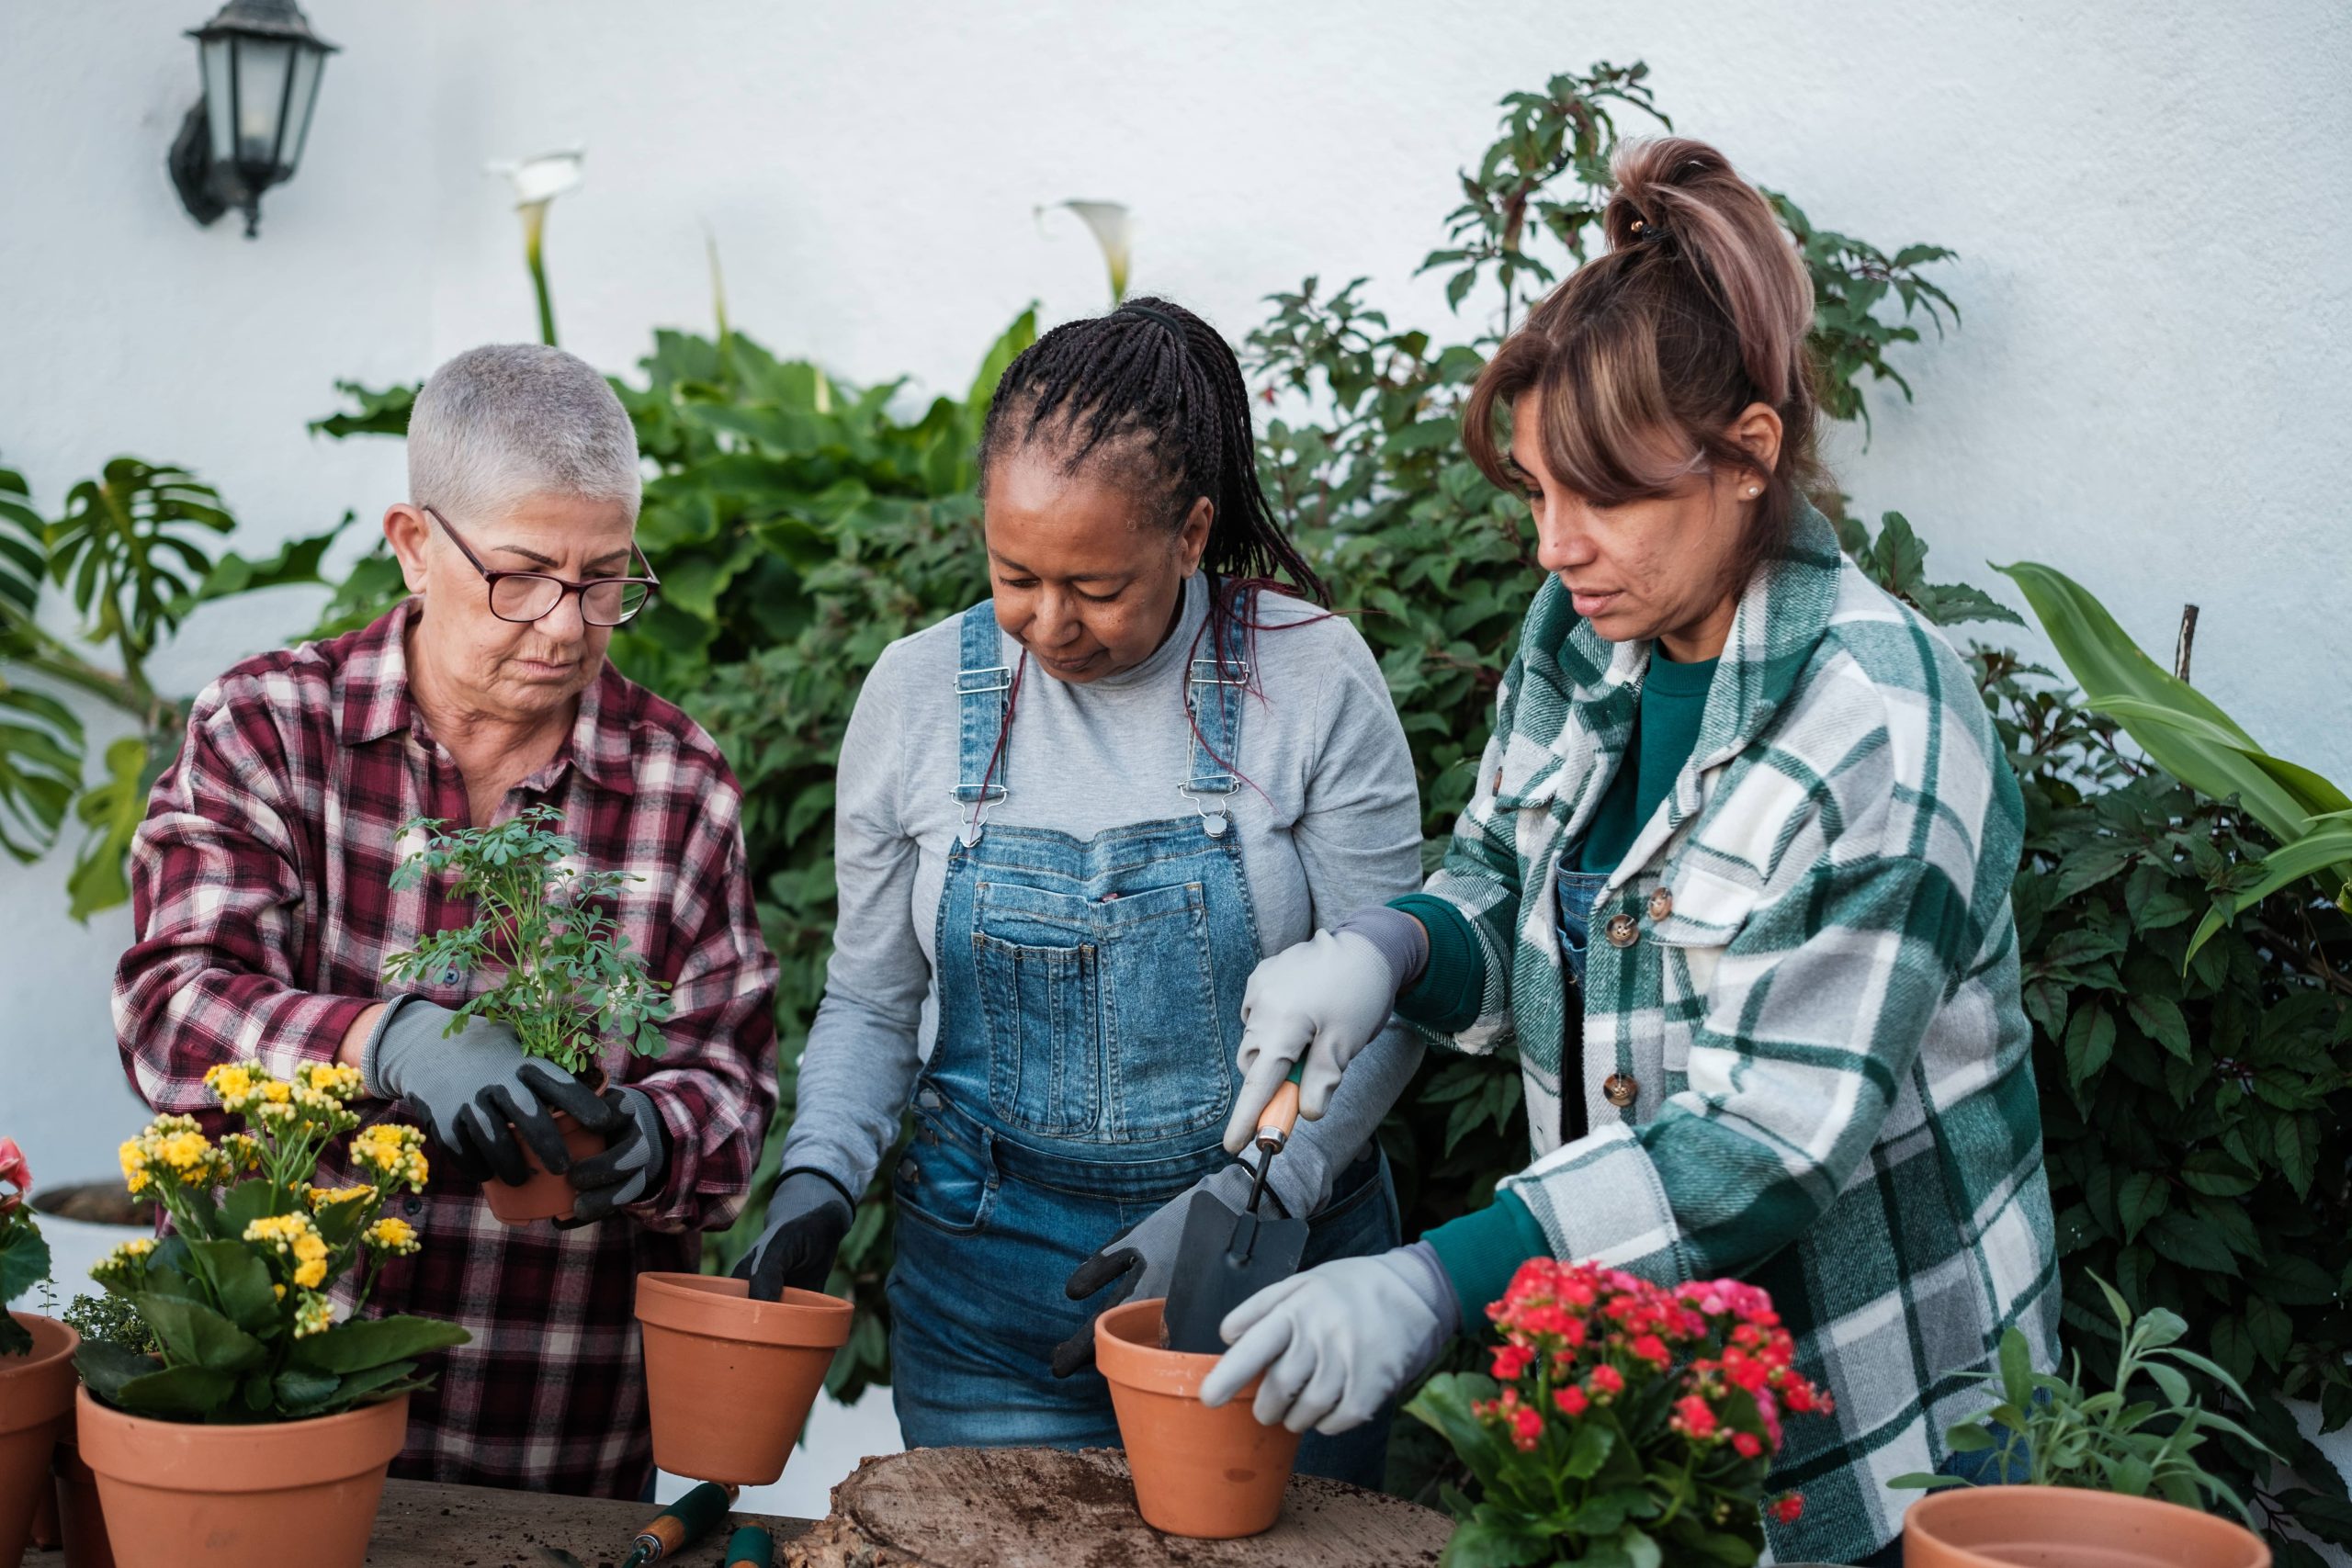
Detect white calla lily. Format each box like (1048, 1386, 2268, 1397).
(486, 149, 584, 345)
(1038, 199, 1134, 305)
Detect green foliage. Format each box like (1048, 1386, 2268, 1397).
(1891, 1276, 2270, 1521)
(90, 1070, 467, 1423)
(62, 1291, 158, 1357)
(382, 807, 674, 1077)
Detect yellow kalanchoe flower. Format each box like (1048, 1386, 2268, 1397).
(363, 1215, 421, 1256)
(308, 1184, 373, 1209)
(92, 1235, 158, 1289)
(297, 1061, 366, 1100)
(222, 1133, 265, 1172)
(350, 1123, 429, 1190)
(119, 1114, 231, 1191)
(243, 1211, 333, 1287)
(292, 1291, 334, 1338)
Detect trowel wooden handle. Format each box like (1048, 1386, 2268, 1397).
(1255, 1062, 1304, 1148)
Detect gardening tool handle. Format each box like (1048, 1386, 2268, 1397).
(1254, 1061, 1304, 1151)
(632, 1481, 739, 1562)
(725, 1526, 777, 1566)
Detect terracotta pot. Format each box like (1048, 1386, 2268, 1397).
(483, 1110, 605, 1224)
(54, 1436, 115, 1568)
(1904, 1485, 2271, 1568)
(635, 1272, 853, 1484)
(74, 1386, 410, 1568)
(0, 1313, 78, 1566)
(1095, 1297, 1300, 1540)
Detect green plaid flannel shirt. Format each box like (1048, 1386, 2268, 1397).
(1419, 503, 2059, 1562)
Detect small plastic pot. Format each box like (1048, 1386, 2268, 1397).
(1904, 1484, 2271, 1568)
(0, 1314, 78, 1566)
(483, 1110, 605, 1224)
(1095, 1297, 1300, 1540)
(635, 1272, 853, 1484)
(74, 1386, 410, 1568)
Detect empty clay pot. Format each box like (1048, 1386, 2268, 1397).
(0, 1313, 78, 1566)
(1095, 1296, 1301, 1540)
(74, 1386, 410, 1568)
(1904, 1485, 2271, 1568)
(483, 1110, 605, 1224)
(54, 1435, 115, 1568)
(636, 1272, 853, 1484)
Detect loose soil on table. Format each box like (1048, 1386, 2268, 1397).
(785, 1447, 1448, 1568)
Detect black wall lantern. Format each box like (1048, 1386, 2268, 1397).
(166, 0, 337, 238)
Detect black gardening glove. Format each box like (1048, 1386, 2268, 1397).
(362, 997, 619, 1184)
(732, 1169, 855, 1300)
(564, 1086, 671, 1224)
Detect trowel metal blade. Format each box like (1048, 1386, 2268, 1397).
(1160, 1186, 1309, 1355)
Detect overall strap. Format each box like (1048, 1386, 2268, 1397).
(1179, 581, 1252, 838)
(953, 601, 1014, 845)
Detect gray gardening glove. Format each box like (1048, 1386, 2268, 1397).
(360, 997, 620, 1186)
(563, 1086, 671, 1224)
(1200, 1243, 1459, 1435)
(1052, 1157, 1287, 1380)
(733, 1169, 856, 1301)
(1222, 908, 1429, 1155)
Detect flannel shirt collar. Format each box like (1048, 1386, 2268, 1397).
(1519, 497, 1844, 764)
(335, 599, 639, 796)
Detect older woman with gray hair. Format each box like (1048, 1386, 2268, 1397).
(113, 344, 778, 1497)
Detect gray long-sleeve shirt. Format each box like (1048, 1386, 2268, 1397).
(778, 575, 1426, 1210)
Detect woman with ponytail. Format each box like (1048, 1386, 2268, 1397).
(731, 299, 1423, 1483)
(1203, 141, 2056, 1562)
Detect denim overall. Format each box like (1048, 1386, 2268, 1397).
(887, 597, 1398, 1487)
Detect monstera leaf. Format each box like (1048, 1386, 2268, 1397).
(0, 459, 84, 862)
(47, 457, 234, 673)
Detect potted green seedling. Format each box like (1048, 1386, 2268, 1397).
(382, 807, 673, 1223)
(1892, 1276, 2272, 1568)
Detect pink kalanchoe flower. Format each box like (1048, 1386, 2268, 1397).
(1733, 1430, 1764, 1459)
(0, 1137, 28, 1214)
(1589, 1363, 1625, 1398)
(1672, 1393, 1720, 1439)
(1771, 1494, 1806, 1525)
(1510, 1405, 1543, 1451)
(1555, 1385, 1589, 1417)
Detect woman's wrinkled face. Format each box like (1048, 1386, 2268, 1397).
(388, 492, 639, 722)
(982, 449, 1211, 684)
(1510, 404, 1779, 663)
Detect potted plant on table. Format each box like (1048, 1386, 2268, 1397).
(1402, 1259, 1833, 1568)
(1, 1135, 80, 1565)
(1891, 1276, 2273, 1568)
(73, 1061, 469, 1568)
(382, 807, 673, 1224)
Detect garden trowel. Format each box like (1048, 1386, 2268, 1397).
(1162, 1062, 1309, 1354)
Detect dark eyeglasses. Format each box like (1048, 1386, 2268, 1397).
(422, 505, 660, 627)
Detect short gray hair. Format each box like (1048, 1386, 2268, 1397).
(407, 344, 641, 523)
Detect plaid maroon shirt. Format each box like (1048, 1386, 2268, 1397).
(114, 598, 778, 1496)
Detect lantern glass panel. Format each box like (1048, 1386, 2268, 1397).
(282, 44, 326, 175)
(199, 36, 235, 164)
(232, 36, 294, 170)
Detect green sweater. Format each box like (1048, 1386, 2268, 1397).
(1408, 648, 1714, 1322)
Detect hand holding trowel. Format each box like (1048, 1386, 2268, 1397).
(1161, 1060, 1313, 1354)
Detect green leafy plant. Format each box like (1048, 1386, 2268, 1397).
(62, 1290, 158, 1358)
(1892, 1275, 2270, 1519)
(79, 1061, 468, 1422)
(0, 1135, 48, 1357)
(380, 807, 673, 1079)
(2000, 560, 2352, 964)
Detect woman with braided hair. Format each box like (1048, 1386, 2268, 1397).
(1202, 139, 2056, 1562)
(731, 297, 1424, 1481)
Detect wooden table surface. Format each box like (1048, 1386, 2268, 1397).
(21, 1477, 815, 1568)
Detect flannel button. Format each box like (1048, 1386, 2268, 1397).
(404, 1196, 424, 1216)
(1604, 913, 1639, 948)
(1602, 1073, 1638, 1108)
(1646, 888, 1673, 921)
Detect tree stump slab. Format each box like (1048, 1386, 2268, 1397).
(784, 1447, 1449, 1567)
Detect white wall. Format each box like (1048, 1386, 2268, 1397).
(4, 0, 2348, 1185)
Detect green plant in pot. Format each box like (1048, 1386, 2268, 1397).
(74, 1063, 468, 1568)
(1, 1135, 80, 1565)
(381, 806, 674, 1224)
(1892, 1277, 2273, 1568)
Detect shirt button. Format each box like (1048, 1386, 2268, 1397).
(404, 1197, 424, 1217)
(1605, 913, 1639, 948)
(1646, 888, 1674, 922)
(1602, 1073, 1638, 1108)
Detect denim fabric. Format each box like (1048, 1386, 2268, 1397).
(888, 601, 1399, 1488)
(1553, 866, 1611, 988)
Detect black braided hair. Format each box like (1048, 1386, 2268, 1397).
(977, 296, 1329, 675)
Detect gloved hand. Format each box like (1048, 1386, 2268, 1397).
(733, 1169, 856, 1301)
(563, 1086, 670, 1224)
(1199, 1244, 1458, 1435)
(361, 997, 620, 1184)
(1221, 912, 1422, 1156)
(1051, 1157, 1295, 1380)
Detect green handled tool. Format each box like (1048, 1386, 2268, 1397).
(1162, 1059, 1310, 1354)
(725, 1525, 776, 1566)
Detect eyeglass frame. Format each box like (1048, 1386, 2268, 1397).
(419, 504, 662, 627)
